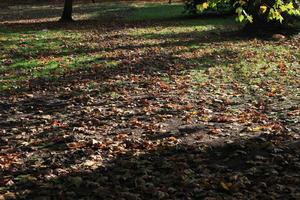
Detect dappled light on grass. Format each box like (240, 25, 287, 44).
(0, 1, 300, 199)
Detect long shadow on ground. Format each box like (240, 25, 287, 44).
(21, 133, 300, 200)
(1, 5, 299, 199)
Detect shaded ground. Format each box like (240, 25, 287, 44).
(0, 2, 300, 200)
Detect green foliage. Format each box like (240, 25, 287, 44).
(185, 0, 300, 25)
(184, 0, 233, 15)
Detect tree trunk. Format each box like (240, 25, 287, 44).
(60, 0, 73, 22)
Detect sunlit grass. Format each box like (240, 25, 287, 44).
(126, 3, 184, 21)
(0, 2, 299, 92)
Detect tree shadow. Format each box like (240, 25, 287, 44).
(0, 2, 132, 22)
(0, 1, 238, 32)
(3, 42, 298, 199)
(1, 2, 299, 200)
(19, 133, 300, 199)
(0, 45, 241, 131)
(0, 27, 242, 66)
(0, 18, 239, 33)
(0, 44, 242, 96)
(0, 46, 246, 198)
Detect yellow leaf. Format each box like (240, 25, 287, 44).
(249, 126, 262, 132)
(220, 181, 230, 191)
(197, 2, 209, 11)
(201, 115, 209, 121)
(260, 5, 267, 14)
(168, 136, 177, 142)
(191, 111, 198, 115)
(196, 4, 202, 10)
(202, 2, 209, 9)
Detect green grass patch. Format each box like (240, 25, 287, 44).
(0, 2, 299, 93)
(125, 4, 185, 22)
(0, 26, 113, 90)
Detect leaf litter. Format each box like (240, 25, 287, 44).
(0, 3, 300, 200)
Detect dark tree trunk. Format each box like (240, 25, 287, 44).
(60, 0, 73, 22)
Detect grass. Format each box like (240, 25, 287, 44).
(0, 2, 299, 92)
(0, 27, 100, 89)
(125, 3, 185, 21)
(1, 2, 300, 199)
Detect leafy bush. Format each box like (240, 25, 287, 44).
(184, 0, 233, 16)
(184, 0, 300, 28)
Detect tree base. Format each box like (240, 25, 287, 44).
(59, 17, 74, 22)
(242, 20, 299, 38)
